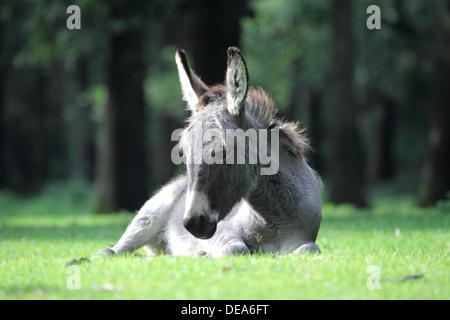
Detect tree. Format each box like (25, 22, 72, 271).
(170, 0, 251, 85)
(418, 0, 450, 206)
(0, 20, 5, 188)
(328, 0, 367, 207)
(308, 88, 324, 175)
(371, 96, 395, 180)
(94, 3, 149, 212)
(0, 1, 100, 191)
(58, 57, 93, 183)
(191, 0, 250, 85)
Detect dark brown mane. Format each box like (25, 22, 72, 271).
(246, 88, 310, 156)
(199, 85, 226, 106)
(196, 85, 310, 157)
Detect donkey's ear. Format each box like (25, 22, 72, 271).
(225, 47, 249, 117)
(175, 50, 209, 113)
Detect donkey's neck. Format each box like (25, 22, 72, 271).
(247, 158, 307, 226)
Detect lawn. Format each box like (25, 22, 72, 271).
(0, 182, 449, 300)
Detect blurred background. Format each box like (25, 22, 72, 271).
(0, 0, 448, 213)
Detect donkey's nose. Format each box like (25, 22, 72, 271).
(183, 213, 217, 239)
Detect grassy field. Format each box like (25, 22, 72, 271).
(0, 182, 449, 300)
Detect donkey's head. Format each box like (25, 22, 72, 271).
(175, 47, 258, 239)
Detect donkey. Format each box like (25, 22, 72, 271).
(94, 47, 322, 258)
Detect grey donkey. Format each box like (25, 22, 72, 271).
(94, 47, 322, 258)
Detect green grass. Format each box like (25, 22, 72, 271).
(0, 182, 449, 299)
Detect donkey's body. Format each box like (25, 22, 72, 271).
(95, 48, 322, 258)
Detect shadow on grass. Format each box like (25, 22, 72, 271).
(2, 210, 448, 245)
(321, 213, 450, 233)
(320, 201, 450, 235)
(0, 218, 130, 242)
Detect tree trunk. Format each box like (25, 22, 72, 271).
(0, 22, 5, 188)
(94, 7, 149, 212)
(150, 115, 181, 189)
(329, 0, 367, 207)
(418, 0, 450, 206)
(59, 58, 92, 183)
(371, 97, 395, 180)
(6, 68, 51, 192)
(308, 88, 324, 176)
(177, 0, 250, 85)
(285, 57, 303, 121)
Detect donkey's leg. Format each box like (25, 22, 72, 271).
(293, 242, 321, 254)
(207, 243, 249, 257)
(93, 176, 187, 257)
(214, 241, 250, 257)
(208, 232, 250, 257)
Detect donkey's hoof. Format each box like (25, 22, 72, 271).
(293, 243, 321, 254)
(196, 250, 209, 257)
(92, 248, 115, 258)
(227, 243, 250, 256)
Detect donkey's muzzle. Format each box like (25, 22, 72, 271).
(183, 213, 217, 239)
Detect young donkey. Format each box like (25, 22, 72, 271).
(95, 47, 322, 257)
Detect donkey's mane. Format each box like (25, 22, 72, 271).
(246, 87, 310, 157)
(181, 85, 310, 157)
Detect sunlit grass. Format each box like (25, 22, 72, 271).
(0, 182, 449, 299)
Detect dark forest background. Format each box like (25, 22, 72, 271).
(0, 0, 449, 213)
